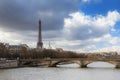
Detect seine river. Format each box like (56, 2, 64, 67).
(0, 62, 120, 80)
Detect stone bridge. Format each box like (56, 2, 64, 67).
(19, 58, 120, 68)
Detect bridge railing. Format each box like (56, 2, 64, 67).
(19, 57, 120, 62)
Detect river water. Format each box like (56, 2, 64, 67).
(0, 62, 120, 80)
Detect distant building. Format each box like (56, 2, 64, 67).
(4, 43, 9, 49)
(56, 48, 64, 52)
(9, 44, 29, 54)
(100, 52, 118, 58)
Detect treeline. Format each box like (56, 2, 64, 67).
(0, 42, 10, 58)
(25, 49, 87, 59)
(0, 49, 87, 59)
(0, 42, 119, 59)
(0, 42, 87, 59)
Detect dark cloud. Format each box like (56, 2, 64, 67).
(66, 26, 108, 40)
(0, 0, 81, 31)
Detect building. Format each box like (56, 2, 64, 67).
(56, 48, 64, 52)
(9, 44, 29, 54)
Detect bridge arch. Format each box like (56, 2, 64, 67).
(49, 60, 118, 68)
(49, 60, 81, 67)
(85, 61, 116, 68)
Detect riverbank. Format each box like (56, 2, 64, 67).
(0, 60, 18, 69)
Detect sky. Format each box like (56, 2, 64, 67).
(0, 0, 120, 52)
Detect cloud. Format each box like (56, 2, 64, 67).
(0, 29, 35, 47)
(0, 0, 120, 52)
(52, 33, 120, 52)
(82, 0, 102, 3)
(55, 10, 120, 52)
(64, 10, 120, 40)
(93, 34, 117, 44)
(82, 0, 91, 3)
(0, 0, 81, 31)
(0, 0, 81, 47)
(92, 46, 120, 53)
(1, 9, 120, 52)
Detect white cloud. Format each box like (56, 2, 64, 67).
(82, 0, 102, 4)
(0, 30, 22, 44)
(62, 10, 120, 52)
(0, 27, 37, 47)
(92, 46, 120, 53)
(64, 10, 120, 40)
(93, 34, 120, 44)
(82, 0, 91, 3)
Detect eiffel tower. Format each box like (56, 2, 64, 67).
(37, 19, 43, 50)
